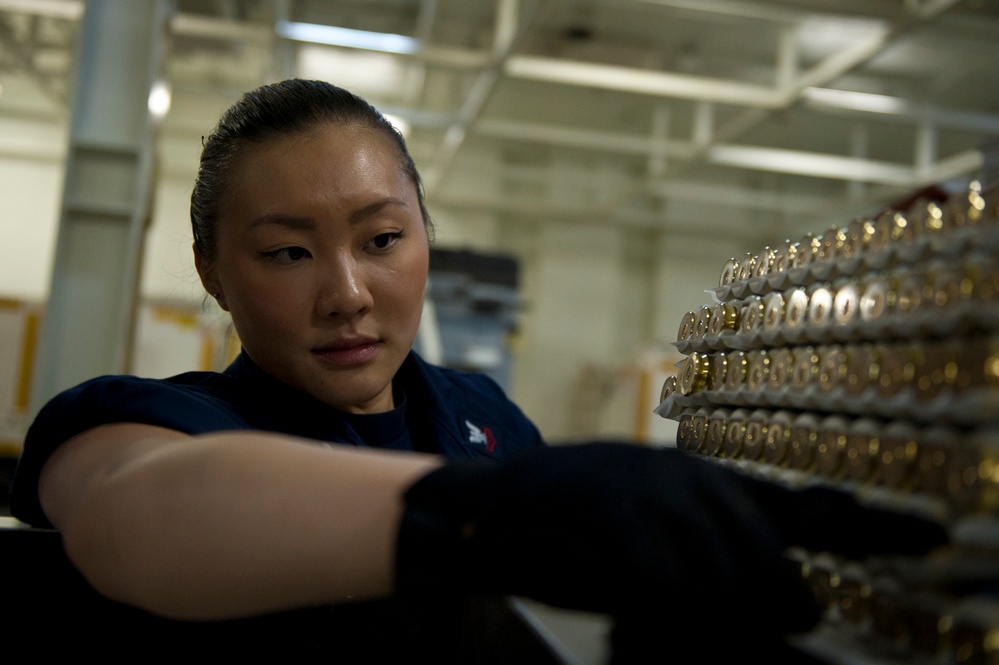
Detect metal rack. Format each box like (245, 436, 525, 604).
(656, 180, 999, 665)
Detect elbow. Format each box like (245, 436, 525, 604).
(58, 495, 138, 608)
(56, 471, 203, 621)
(56, 476, 152, 614)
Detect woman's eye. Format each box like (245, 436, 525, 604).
(263, 246, 311, 263)
(369, 232, 402, 250)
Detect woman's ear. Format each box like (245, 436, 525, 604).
(194, 244, 228, 311)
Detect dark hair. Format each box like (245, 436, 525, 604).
(191, 78, 433, 260)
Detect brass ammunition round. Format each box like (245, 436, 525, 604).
(833, 282, 861, 328)
(860, 278, 891, 322)
(870, 209, 899, 253)
(691, 414, 710, 453)
(843, 217, 874, 259)
(809, 286, 835, 328)
(768, 348, 791, 391)
(745, 350, 770, 392)
(815, 418, 848, 478)
(725, 351, 747, 391)
(922, 200, 946, 234)
(791, 347, 819, 391)
(708, 302, 739, 336)
(964, 253, 999, 302)
(878, 422, 920, 490)
(916, 436, 951, 496)
(676, 414, 696, 451)
(913, 343, 954, 402)
(705, 411, 729, 456)
(678, 352, 711, 395)
(736, 252, 756, 283)
(903, 199, 932, 241)
(763, 291, 786, 332)
(708, 353, 728, 391)
(816, 226, 846, 263)
(952, 336, 999, 394)
(944, 183, 985, 230)
(693, 305, 713, 339)
(740, 296, 765, 334)
(817, 345, 847, 393)
(719, 258, 739, 287)
(787, 415, 818, 471)
(843, 424, 879, 483)
(772, 239, 795, 274)
(754, 246, 774, 278)
(763, 415, 791, 466)
(929, 261, 967, 310)
(785, 288, 809, 330)
(742, 413, 767, 461)
(845, 344, 877, 396)
(895, 270, 926, 317)
(659, 374, 678, 403)
(793, 233, 818, 268)
(876, 343, 914, 398)
(722, 411, 748, 458)
(677, 310, 697, 342)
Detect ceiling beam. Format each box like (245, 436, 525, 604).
(645, 180, 832, 214)
(430, 189, 761, 241)
(504, 56, 784, 108)
(801, 88, 999, 134)
(476, 118, 693, 157)
(0, 0, 82, 19)
(708, 144, 914, 185)
(474, 116, 985, 187)
(423, 0, 535, 191)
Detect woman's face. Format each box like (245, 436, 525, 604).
(196, 124, 430, 414)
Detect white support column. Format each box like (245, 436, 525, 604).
(647, 103, 671, 180)
(915, 116, 938, 179)
(775, 23, 798, 92)
(692, 101, 714, 148)
(29, 0, 171, 414)
(271, 0, 296, 81)
(848, 125, 869, 202)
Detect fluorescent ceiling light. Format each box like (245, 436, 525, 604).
(709, 144, 913, 185)
(275, 20, 417, 54)
(796, 16, 888, 60)
(802, 87, 908, 115)
(298, 45, 407, 97)
(147, 79, 171, 120)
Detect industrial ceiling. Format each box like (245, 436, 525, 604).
(2, 0, 998, 249)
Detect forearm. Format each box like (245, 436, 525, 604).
(40, 426, 441, 620)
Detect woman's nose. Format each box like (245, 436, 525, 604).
(316, 255, 374, 319)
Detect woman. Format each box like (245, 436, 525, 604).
(9, 79, 946, 661)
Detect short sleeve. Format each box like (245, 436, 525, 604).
(9, 375, 247, 528)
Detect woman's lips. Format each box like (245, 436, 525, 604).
(312, 339, 382, 366)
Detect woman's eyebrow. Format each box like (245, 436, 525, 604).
(349, 197, 408, 225)
(247, 215, 316, 230)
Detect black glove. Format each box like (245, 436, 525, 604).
(396, 442, 948, 655)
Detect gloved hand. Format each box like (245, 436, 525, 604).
(395, 442, 948, 655)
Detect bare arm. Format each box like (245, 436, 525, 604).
(38, 423, 442, 620)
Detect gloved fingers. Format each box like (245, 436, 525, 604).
(728, 476, 950, 558)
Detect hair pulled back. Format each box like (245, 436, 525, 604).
(191, 78, 432, 260)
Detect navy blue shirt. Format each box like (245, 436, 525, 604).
(10, 350, 544, 528)
(6, 351, 544, 660)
